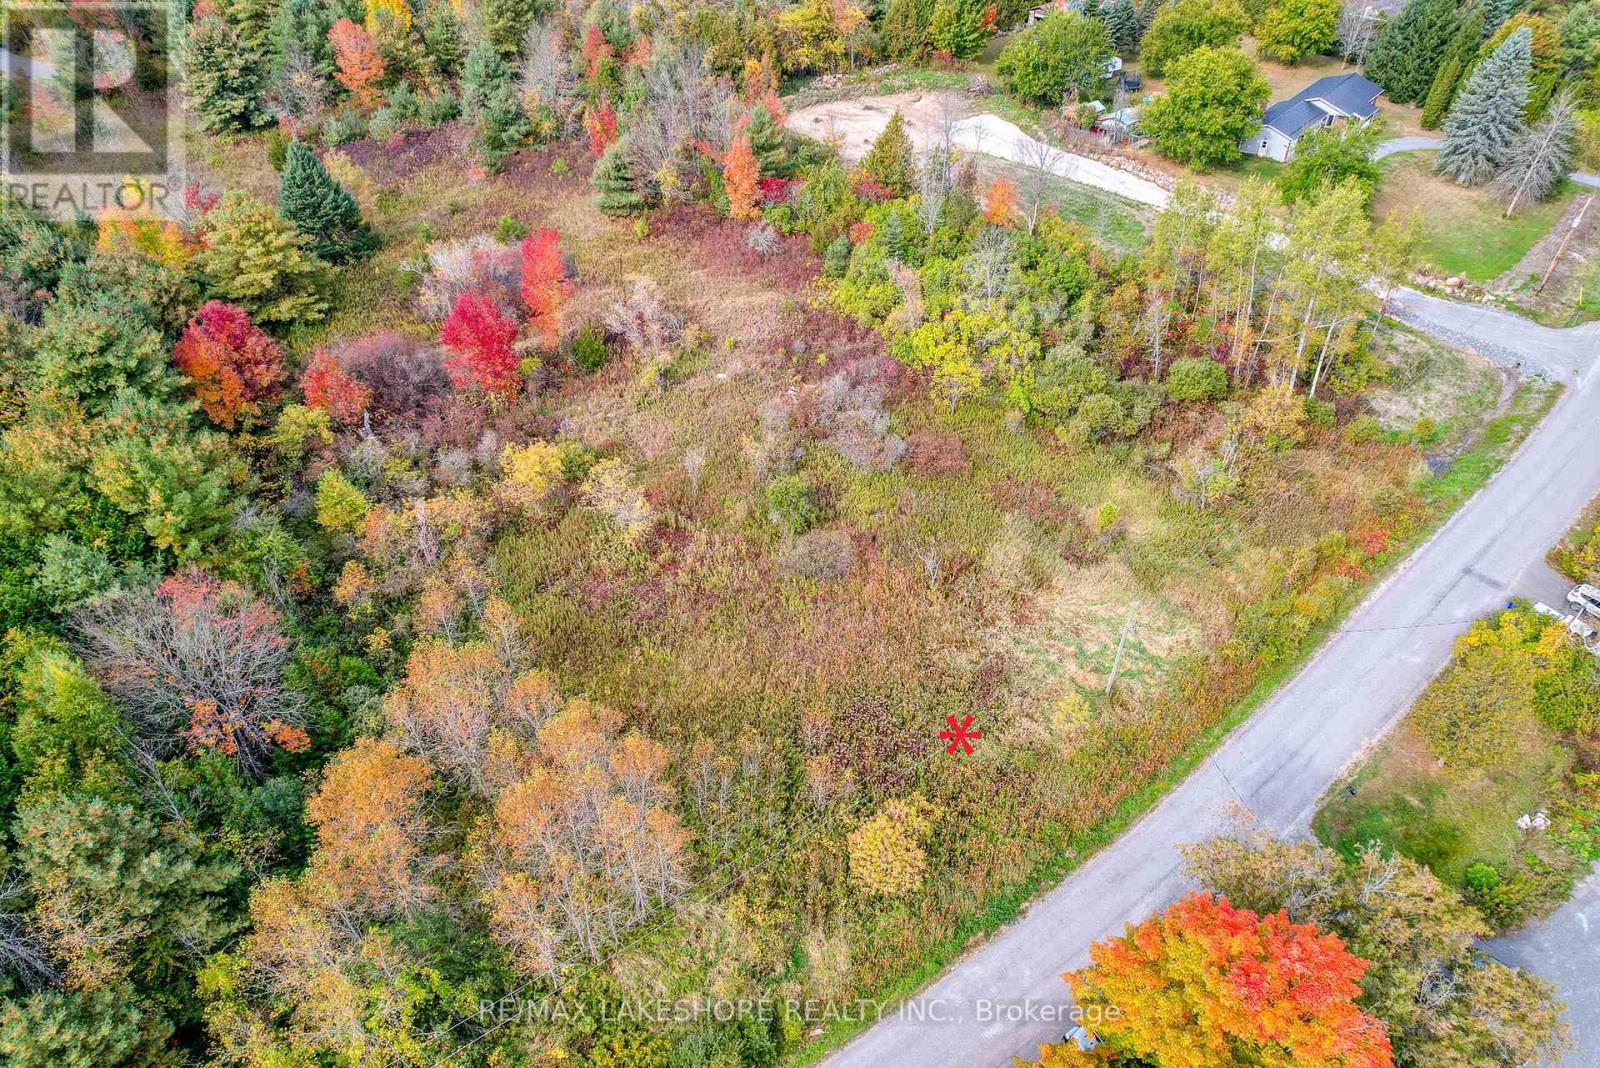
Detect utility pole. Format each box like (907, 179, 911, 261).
(1105, 600, 1140, 695)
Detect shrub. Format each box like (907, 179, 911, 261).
(570, 322, 609, 372)
(192, 192, 332, 328)
(766, 474, 821, 534)
(277, 142, 377, 263)
(1304, 396, 1337, 427)
(333, 331, 451, 421)
(848, 798, 931, 896)
(1344, 413, 1382, 443)
(779, 528, 856, 581)
(416, 236, 521, 320)
(1165, 358, 1228, 402)
(519, 229, 572, 348)
(172, 300, 286, 429)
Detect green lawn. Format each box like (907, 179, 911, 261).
(980, 158, 1153, 252)
(1374, 152, 1573, 283)
(1313, 720, 1566, 886)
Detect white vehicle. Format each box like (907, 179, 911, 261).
(1534, 601, 1598, 643)
(1061, 1025, 1098, 1051)
(1566, 583, 1600, 618)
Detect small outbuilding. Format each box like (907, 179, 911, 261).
(1239, 72, 1382, 163)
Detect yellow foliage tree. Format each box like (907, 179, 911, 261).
(848, 796, 932, 896)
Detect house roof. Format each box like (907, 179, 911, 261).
(1262, 72, 1382, 137)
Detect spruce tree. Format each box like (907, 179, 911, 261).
(479, 0, 537, 58)
(593, 140, 649, 216)
(747, 107, 788, 176)
(928, 0, 992, 59)
(1484, 0, 1522, 35)
(1495, 88, 1577, 214)
(266, 0, 337, 80)
(1106, 0, 1140, 52)
(858, 111, 917, 195)
(1420, 8, 1483, 129)
(1437, 26, 1532, 185)
(881, 0, 934, 59)
(185, 15, 270, 133)
(1365, 0, 1461, 104)
(278, 142, 377, 263)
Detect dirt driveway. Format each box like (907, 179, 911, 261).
(786, 91, 1170, 207)
(786, 91, 961, 164)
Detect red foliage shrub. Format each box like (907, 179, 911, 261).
(301, 347, 372, 425)
(173, 300, 286, 429)
(585, 98, 617, 157)
(905, 430, 970, 477)
(853, 179, 894, 203)
(757, 177, 795, 205)
(849, 220, 874, 245)
(581, 25, 613, 83)
(441, 290, 521, 398)
(333, 331, 452, 422)
(519, 229, 572, 349)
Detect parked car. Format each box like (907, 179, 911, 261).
(1534, 601, 1598, 643)
(1567, 583, 1600, 618)
(1120, 72, 1142, 92)
(1062, 1025, 1098, 1051)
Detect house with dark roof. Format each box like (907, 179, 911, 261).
(1238, 72, 1382, 163)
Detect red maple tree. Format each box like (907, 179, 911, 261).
(586, 97, 618, 157)
(519, 229, 572, 349)
(173, 300, 286, 429)
(1064, 893, 1393, 1068)
(300, 348, 371, 426)
(441, 291, 521, 399)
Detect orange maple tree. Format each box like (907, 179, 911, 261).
(1061, 893, 1393, 1068)
(329, 18, 384, 107)
(983, 175, 1017, 226)
(519, 228, 573, 348)
(723, 134, 760, 221)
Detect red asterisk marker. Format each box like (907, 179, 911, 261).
(939, 714, 982, 756)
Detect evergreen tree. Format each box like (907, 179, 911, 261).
(1485, 0, 1523, 35)
(881, 0, 935, 59)
(1496, 88, 1578, 214)
(1420, 7, 1484, 129)
(193, 192, 333, 328)
(458, 40, 527, 171)
(857, 111, 917, 194)
(593, 140, 649, 215)
(1106, 0, 1140, 51)
(823, 234, 852, 277)
(278, 143, 377, 263)
(479, 0, 537, 59)
(1437, 25, 1532, 184)
(266, 0, 337, 80)
(184, 15, 270, 133)
(927, 0, 992, 59)
(0, 985, 176, 1068)
(419, 0, 464, 78)
(1365, 0, 1462, 104)
(747, 107, 789, 176)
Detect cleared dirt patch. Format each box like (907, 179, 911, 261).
(787, 90, 966, 163)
